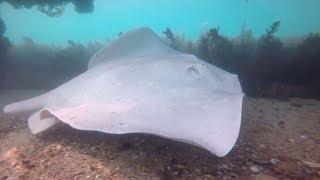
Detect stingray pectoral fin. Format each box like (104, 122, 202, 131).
(204, 94, 244, 157)
(4, 93, 49, 114)
(28, 109, 60, 134)
(88, 27, 180, 69)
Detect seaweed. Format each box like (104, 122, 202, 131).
(163, 27, 176, 49)
(299, 33, 320, 54)
(1, 38, 103, 89)
(163, 27, 196, 54)
(37, 5, 65, 17)
(208, 27, 232, 60)
(258, 21, 282, 51)
(0, 17, 11, 88)
(0, 17, 5, 35)
(163, 28, 175, 43)
(292, 33, 320, 87)
(254, 21, 283, 84)
(197, 27, 233, 70)
(72, 0, 94, 13)
(0, 0, 94, 15)
(197, 33, 210, 60)
(0, 17, 11, 55)
(187, 21, 320, 98)
(264, 21, 280, 42)
(232, 22, 256, 67)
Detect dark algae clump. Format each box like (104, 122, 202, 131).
(0, 17, 11, 89)
(0, 0, 94, 14)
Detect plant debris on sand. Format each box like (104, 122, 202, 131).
(0, 90, 319, 179)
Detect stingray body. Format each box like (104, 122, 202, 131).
(4, 28, 244, 157)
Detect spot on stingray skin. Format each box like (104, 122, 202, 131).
(187, 65, 202, 78)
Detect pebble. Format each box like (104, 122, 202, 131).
(205, 174, 215, 179)
(289, 139, 295, 143)
(259, 144, 266, 148)
(175, 164, 185, 169)
(195, 169, 201, 173)
(222, 164, 228, 169)
(299, 135, 307, 139)
(40, 159, 47, 164)
(55, 144, 63, 151)
(270, 159, 280, 164)
(250, 166, 260, 173)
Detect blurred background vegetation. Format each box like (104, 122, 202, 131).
(163, 22, 320, 99)
(0, 0, 320, 99)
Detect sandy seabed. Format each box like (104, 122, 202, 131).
(0, 90, 319, 179)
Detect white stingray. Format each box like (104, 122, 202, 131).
(4, 28, 244, 157)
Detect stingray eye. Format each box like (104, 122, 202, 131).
(186, 65, 202, 78)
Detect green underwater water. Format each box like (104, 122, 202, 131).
(1, 0, 320, 45)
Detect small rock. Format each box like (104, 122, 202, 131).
(95, 175, 101, 179)
(90, 146, 96, 151)
(43, 148, 51, 154)
(22, 159, 35, 169)
(90, 165, 96, 171)
(289, 139, 295, 143)
(270, 159, 280, 164)
(278, 121, 285, 129)
(222, 164, 228, 169)
(194, 169, 201, 173)
(12, 162, 18, 167)
(106, 154, 116, 160)
(40, 159, 47, 164)
(250, 166, 260, 173)
(299, 135, 307, 139)
(175, 164, 185, 169)
(205, 174, 215, 179)
(55, 144, 63, 151)
(259, 144, 266, 148)
(303, 154, 310, 158)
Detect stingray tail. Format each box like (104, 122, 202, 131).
(4, 93, 48, 114)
